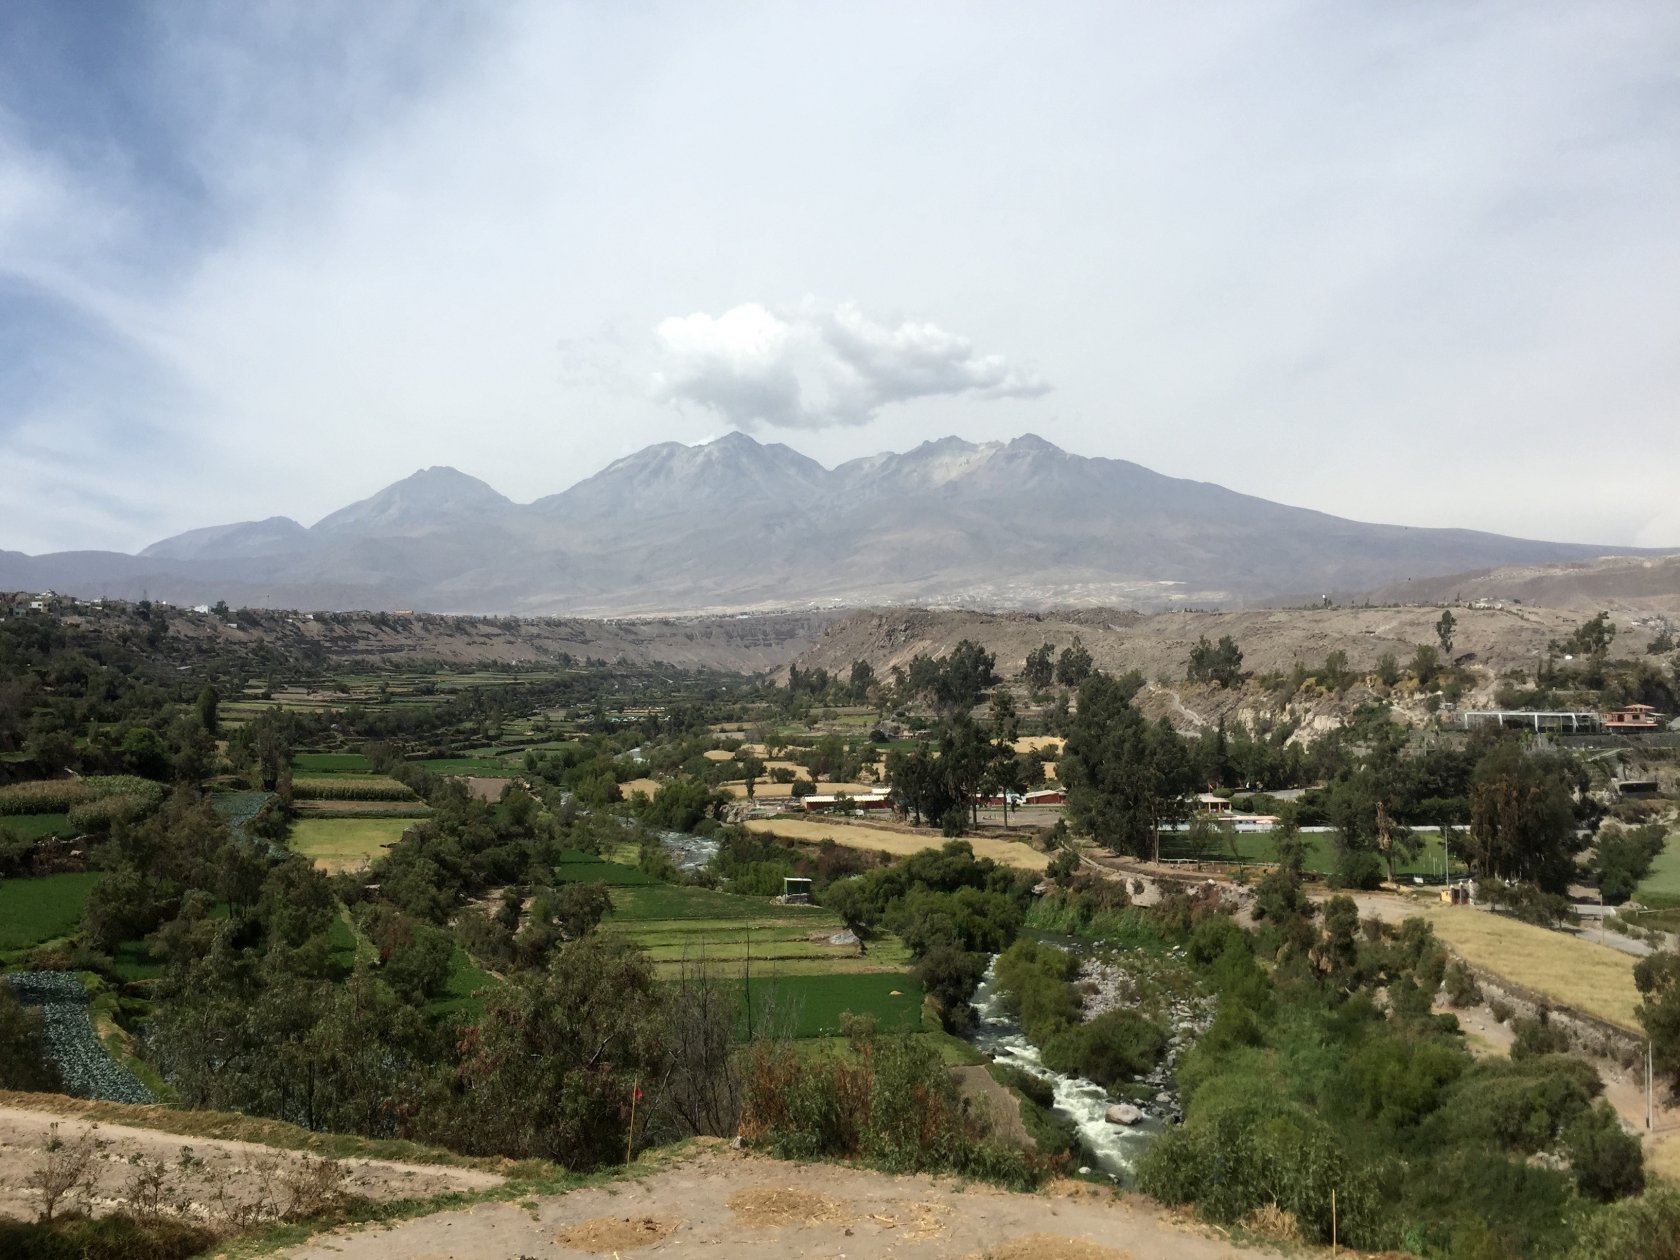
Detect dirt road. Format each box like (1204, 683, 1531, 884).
(279, 1147, 1276, 1260)
(0, 1105, 502, 1223)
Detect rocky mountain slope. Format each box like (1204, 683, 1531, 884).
(5, 433, 1666, 615)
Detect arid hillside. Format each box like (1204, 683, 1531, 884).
(1361, 553, 1680, 616)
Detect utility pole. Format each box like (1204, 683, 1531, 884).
(1650, 1040, 1656, 1132)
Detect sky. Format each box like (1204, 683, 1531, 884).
(2, 1, 1677, 556)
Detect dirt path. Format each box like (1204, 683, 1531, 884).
(0, 1106, 502, 1222)
(279, 1147, 1277, 1260)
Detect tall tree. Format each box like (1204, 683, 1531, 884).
(1061, 672, 1191, 860)
(1435, 610, 1457, 655)
(1467, 742, 1581, 892)
(1055, 636, 1093, 688)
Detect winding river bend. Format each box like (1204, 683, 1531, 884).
(968, 958, 1165, 1181)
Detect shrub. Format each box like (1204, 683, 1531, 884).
(1489, 998, 1514, 1024)
(1444, 960, 1483, 1008)
(1511, 1014, 1570, 1060)
(1042, 1008, 1169, 1088)
(0, 1214, 217, 1260)
(1564, 1102, 1644, 1202)
(1568, 1184, 1680, 1260)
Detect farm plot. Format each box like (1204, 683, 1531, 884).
(0, 872, 103, 952)
(744, 818, 1049, 873)
(3, 971, 154, 1103)
(605, 884, 913, 984)
(1413, 903, 1643, 1030)
(417, 757, 521, 776)
(1636, 831, 1680, 904)
(0, 812, 72, 841)
(1158, 826, 1467, 879)
(290, 775, 418, 802)
(291, 751, 374, 773)
(290, 818, 415, 873)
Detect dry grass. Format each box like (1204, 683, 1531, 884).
(703, 749, 735, 761)
(620, 777, 661, 797)
(1010, 737, 1062, 756)
(727, 1185, 850, 1227)
(1417, 905, 1642, 1030)
(1242, 1201, 1302, 1242)
(1649, 1132, 1680, 1184)
(555, 1215, 681, 1251)
(743, 817, 1048, 871)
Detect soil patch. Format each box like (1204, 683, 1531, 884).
(980, 1235, 1134, 1260)
(556, 1215, 681, 1251)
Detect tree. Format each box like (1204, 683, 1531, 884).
(1055, 636, 1093, 688)
(1467, 742, 1581, 893)
(1411, 643, 1441, 689)
(1061, 672, 1192, 860)
(988, 687, 1019, 745)
(1023, 643, 1055, 693)
(195, 684, 221, 736)
(0, 981, 61, 1091)
(1635, 950, 1680, 1093)
(1435, 610, 1457, 655)
(848, 660, 876, 700)
(1375, 652, 1400, 687)
(1187, 635, 1243, 688)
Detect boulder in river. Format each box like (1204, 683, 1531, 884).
(1105, 1103, 1144, 1126)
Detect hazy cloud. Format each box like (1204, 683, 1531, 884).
(652, 300, 1050, 430)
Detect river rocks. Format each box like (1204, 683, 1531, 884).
(1105, 1103, 1144, 1125)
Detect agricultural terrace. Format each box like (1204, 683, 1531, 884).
(0, 872, 102, 953)
(0, 812, 72, 841)
(290, 817, 416, 873)
(1635, 830, 1680, 903)
(743, 817, 1049, 873)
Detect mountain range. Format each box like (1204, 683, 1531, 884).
(1, 433, 1666, 615)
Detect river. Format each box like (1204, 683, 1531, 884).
(968, 957, 1166, 1182)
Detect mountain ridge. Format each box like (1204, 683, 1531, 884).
(4, 433, 1671, 616)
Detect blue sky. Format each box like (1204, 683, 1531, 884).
(3, 1, 1678, 554)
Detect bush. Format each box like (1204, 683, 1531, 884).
(1444, 960, 1483, 1008)
(1568, 1184, 1680, 1260)
(1042, 1008, 1169, 1089)
(1330, 849, 1384, 891)
(1511, 1014, 1570, 1060)
(0, 1215, 217, 1260)
(1564, 1102, 1644, 1202)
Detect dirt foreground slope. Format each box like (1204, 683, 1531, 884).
(280, 1147, 1274, 1260)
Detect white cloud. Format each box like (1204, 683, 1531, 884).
(651, 300, 1050, 430)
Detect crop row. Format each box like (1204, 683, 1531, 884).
(3, 971, 155, 1104)
(0, 776, 166, 816)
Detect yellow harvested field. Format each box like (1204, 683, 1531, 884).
(1012, 737, 1062, 756)
(1418, 905, 1642, 1030)
(1650, 1133, 1680, 1184)
(725, 781, 794, 799)
(702, 749, 735, 761)
(620, 777, 661, 797)
(290, 817, 415, 873)
(744, 817, 1048, 872)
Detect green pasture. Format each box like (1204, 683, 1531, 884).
(1157, 825, 1469, 879)
(290, 817, 416, 870)
(431, 947, 497, 1019)
(291, 751, 374, 773)
(554, 850, 658, 887)
(605, 883, 912, 980)
(0, 812, 73, 841)
(0, 872, 102, 952)
(1636, 831, 1680, 905)
(416, 757, 520, 776)
(743, 972, 927, 1037)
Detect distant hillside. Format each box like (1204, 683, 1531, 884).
(4, 433, 1669, 615)
(1360, 554, 1680, 617)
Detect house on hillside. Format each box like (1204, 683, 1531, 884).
(1603, 704, 1662, 732)
(1194, 792, 1233, 815)
(801, 790, 893, 813)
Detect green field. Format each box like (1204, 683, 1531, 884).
(1636, 832, 1680, 901)
(290, 775, 417, 802)
(0, 872, 103, 951)
(605, 883, 913, 982)
(290, 817, 416, 871)
(291, 751, 374, 773)
(0, 812, 73, 840)
(744, 972, 926, 1037)
(416, 757, 519, 776)
(1158, 825, 1468, 879)
(554, 850, 658, 887)
(432, 946, 497, 1018)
